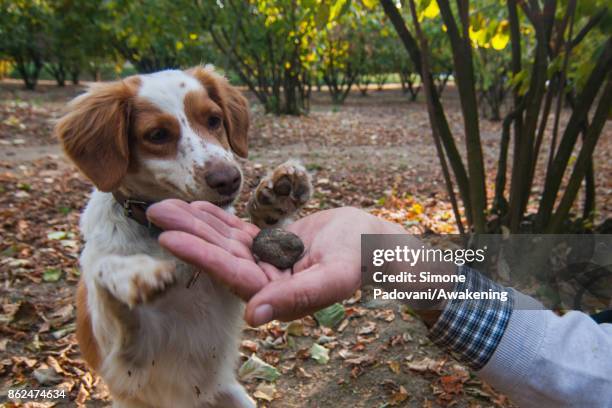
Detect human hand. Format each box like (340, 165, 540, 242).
(147, 202, 404, 326)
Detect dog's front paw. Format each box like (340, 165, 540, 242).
(97, 255, 177, 308)
(248, 160, 312, 228)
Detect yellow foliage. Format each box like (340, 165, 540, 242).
(468, 25, 487, 47)
(265, 15, 277, 26)
(370, 191, 459, 234)
(330, 0, 349, 20)
(410, 203, 424, 215)
(422, 0, 440, 19)
(175, 41, 184, 51)
(491, 31, 509, 50)
(490, 19, 510, 50)
(189, 33, 198, 40)
(467, 18, 510, 50)
(0, 60, 13, 79)
(362, 0, 377, 10)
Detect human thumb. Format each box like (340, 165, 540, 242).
(244, 262, 358, 326)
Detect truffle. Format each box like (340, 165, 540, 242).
(252, 228, 304, 269)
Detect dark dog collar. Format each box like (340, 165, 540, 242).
(112, 191, 162, 236)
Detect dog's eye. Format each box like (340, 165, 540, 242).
(207, 115, 222, 130)
(145, 129, 171, 144)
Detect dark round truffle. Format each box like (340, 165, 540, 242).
(252, 228, 304, 269)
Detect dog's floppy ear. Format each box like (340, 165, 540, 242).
(189, 66, 249, 158)
(55, 80, 136, 192)
(221, 82, 249, 158)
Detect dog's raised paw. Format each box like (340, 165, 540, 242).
(129, 259, 177, 306)
(248, 160, 312, 228)
(98, 255, 177, 308)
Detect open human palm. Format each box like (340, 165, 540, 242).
(147, 202, 395, 326)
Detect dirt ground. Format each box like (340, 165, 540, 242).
(1, 81, 610, 407)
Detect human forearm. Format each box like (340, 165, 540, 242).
(426, 266, 514, 369)
(478, 292, 612, 407)
(424, 266, 612, 407)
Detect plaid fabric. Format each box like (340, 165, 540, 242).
(428, 266, 514, 370)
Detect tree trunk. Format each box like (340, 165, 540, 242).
(406, 75, 420, 101)
(508, 1, 557, 232)
(583, 157, 595, 222)
(71, 68, 80, 85)
(437, 0, 487, 232)
(537, 38, 612, 228)
(406, 0, 465, 235)
(49, 64, 67, 87)
(380, 0, 473, 225)
(547, 79, 611, 232)
(16, 59, 41, 90)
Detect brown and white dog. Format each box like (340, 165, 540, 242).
(54, 66, 311, 407)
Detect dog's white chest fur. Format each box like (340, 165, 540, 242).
(79, 191, 246, 407)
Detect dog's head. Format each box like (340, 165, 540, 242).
(55, 66, 249, 206)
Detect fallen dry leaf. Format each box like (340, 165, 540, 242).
(253, 382, 277, 402)
(406, 357, 444, 374)
(389, 385, 409, 405)
(388, 360, 402, 374)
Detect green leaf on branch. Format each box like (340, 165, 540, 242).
(315, 2, 330, 29)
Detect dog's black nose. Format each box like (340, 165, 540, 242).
(204, 161, 241, 196)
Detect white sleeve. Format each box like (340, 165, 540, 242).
(478, 290, 612, 407)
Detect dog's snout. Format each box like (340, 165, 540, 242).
(204, 161, 241, 196)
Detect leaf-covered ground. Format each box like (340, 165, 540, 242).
(1, 81, 610, 407)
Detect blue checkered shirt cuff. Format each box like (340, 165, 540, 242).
(428, 265, 514, 370)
